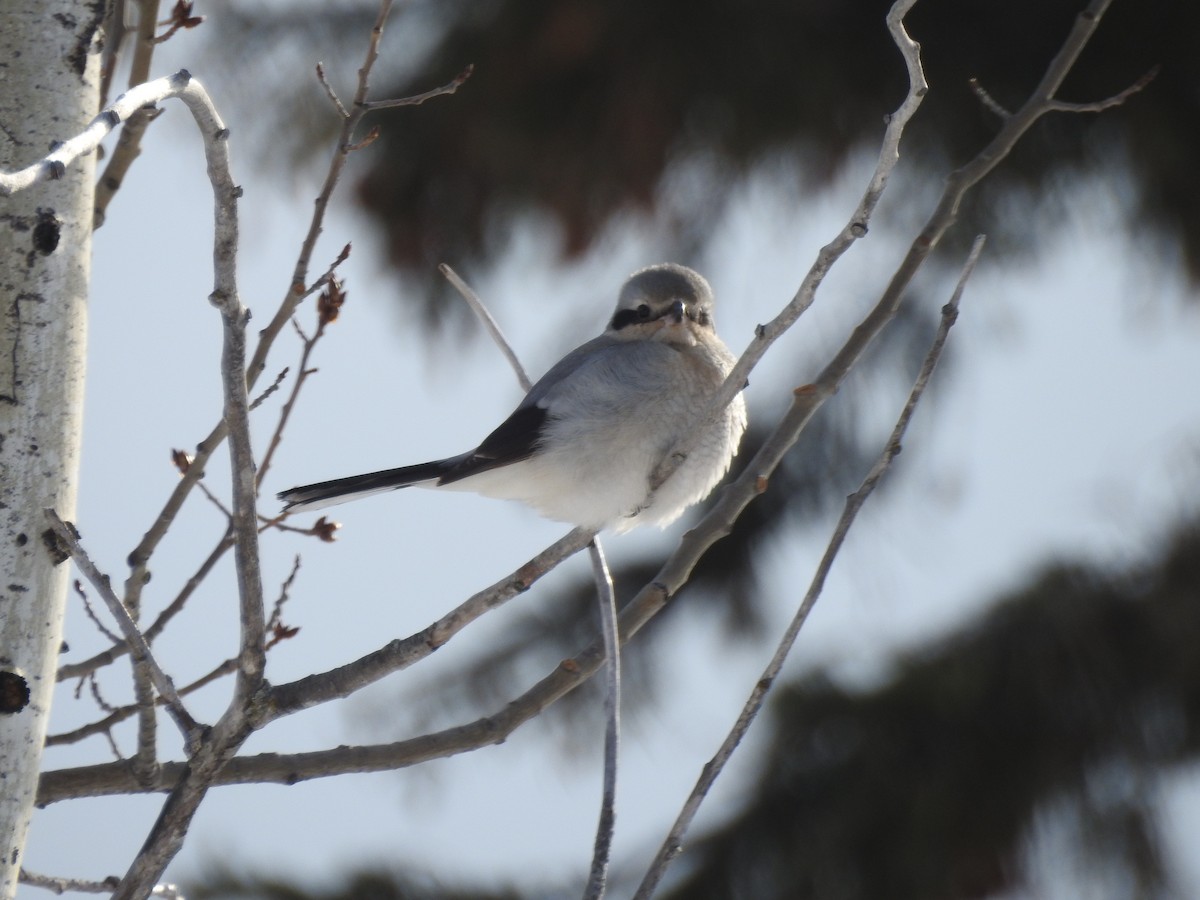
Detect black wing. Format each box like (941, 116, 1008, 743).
(436, 404, 549, 486)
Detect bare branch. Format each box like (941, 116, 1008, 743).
(43, 510, 200, 747)
(361, 64, 474, 111)
(315, 61, 348, 117)
(93, 107, 162, 228)
(969, 77, 1011, 119)
(73, 580, 122, 645)
(195, 478, 233, 520)
(345, 125, 381, 153)
(26, 5, 1144, 896)
(440, 263, 533, 391)
(1046, 64, 1160, 113)
(645, 0, 928, 501)
(3, 64, 265, 900)
(49, 657, 239, 748)
(264, 556, 302, 651)
(80, 674, 115, 713)
(93, 0, 164, 228)
(256, 284, 342, 493)
(267, 526, 594, 719)
(583, 540, 620, 900)
(19, 868, 184, 897)
(248, 367, 288, 412)
(41, 631, 625, 801)
(632, 235, 986, 896)
(57, 531, 234, 682)
(1, 70, 196, 196)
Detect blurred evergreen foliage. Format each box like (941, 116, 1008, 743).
(205, 0, 1195, 313)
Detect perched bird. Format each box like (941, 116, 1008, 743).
(278, 263, 747, 533)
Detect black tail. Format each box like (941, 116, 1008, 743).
(277, 461, 450, 513)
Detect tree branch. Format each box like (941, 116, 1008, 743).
(267, 525, 594, 719)
(632, 234, 987, 898)
(360, 64, 474, 111)
(47, 656, 238, 748)
(583, 539, 620, 900)
(439, 264, 533, 391)
(19, 867, 182, 898)
(110, 63, 263, 900)
(43, 510, 200, 748)
(646, 0, 927, 502)
(93, 0, 164, 228)
(57, 529, 234, 682)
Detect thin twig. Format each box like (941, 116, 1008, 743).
(257, 270, 348, 492)
(583, 540, 620, 900)
(1046, 63, 1159, 113)
(83, 675, 116, 713)
(48, 656, 239, 748)
(130, 648, 160, 783)
(104, 53, 271, 900)
(19, 868, 182, 897)
(264, 556, 302, 650)
(97, 9, 438, 892)
(632, 234, 986, 897)
(969, 77, 1011, 119)
(92, 1, 170, 773)
(73, 580, 122, 645)
(315, 61, 349, 117)
(57, 530, 235, 682)
(97, 0, 129, 108)
(43, 510, 201, 746)
(345, 126, 381, 153)
(249, 367, 289, 412)
(196, 479, 233, 519)
(440, 263, 533, 390)
(361, 64, 474, 110)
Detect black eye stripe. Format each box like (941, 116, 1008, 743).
(610, 304, 714, 331)
(610, 308, 640, 330)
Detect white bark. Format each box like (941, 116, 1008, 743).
(0, 3, 100, 896)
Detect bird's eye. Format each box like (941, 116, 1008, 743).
(636, 304, 651, 319)
(696, 310, 711, 326)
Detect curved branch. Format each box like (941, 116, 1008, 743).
(267, 527, 593, 718)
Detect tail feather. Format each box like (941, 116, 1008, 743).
(278, 461, 451, 513)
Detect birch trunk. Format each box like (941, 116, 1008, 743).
(0, 4, 101, 895)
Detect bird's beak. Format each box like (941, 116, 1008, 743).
(667, 299, 687, 324)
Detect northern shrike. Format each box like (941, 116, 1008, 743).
(278, 263, 747, 533)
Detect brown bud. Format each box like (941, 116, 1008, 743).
(318, 279, 346, 327)
(313, 516, 341, 543)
